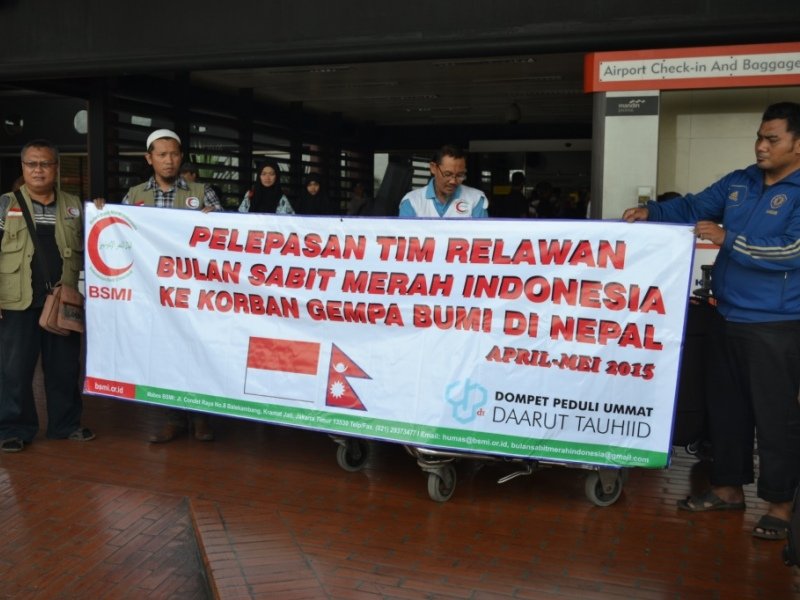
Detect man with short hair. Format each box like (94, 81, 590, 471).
(398, 145, 488, 218)
(179, 162, 199, 183)
(623, 101, 800, 541)
(0, 139, 94, 452)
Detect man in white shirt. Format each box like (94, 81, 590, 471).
(398, 145, 488, 218)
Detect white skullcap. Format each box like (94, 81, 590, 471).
(146, 129, 181, 150)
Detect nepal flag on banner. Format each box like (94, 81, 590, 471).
(326, 344, 370, 411)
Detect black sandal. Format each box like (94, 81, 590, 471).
(677, 490, 746, 511)
(0, 438, 24, 452)
(752, 515, 789, 540)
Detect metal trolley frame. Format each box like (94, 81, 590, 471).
(331, 435, 629, 506)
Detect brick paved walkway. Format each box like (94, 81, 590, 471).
(2, 389, 800, 599)
(0, 468, 207, 599)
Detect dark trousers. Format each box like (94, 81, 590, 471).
(0, 307, 83, 442)
(706, 310, 800, 503)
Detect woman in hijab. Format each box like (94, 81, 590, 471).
(239, 157, 294, 214)
(295, 172, 332, 215)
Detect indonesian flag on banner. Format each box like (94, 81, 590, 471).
(244, 337, 321, 403)
(326, 344, 370, 411)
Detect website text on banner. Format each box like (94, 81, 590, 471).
(83, 205, 694, 468)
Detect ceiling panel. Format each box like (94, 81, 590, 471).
(193, 52, 592, 128)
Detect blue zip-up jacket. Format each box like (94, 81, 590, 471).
(647, 164, 800, 323)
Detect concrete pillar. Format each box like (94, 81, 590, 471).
(593, 91, 660, 219)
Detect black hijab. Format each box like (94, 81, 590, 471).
(249, 157, 283, 213)
(297, 172, 331, 215)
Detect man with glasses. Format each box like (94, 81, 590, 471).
(0, 139, 94, 452)
(399, 145, 488, 218)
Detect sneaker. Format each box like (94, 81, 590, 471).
(0, 438, 24, 452)
(68, 427, 96, 441)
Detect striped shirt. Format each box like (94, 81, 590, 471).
(0, 191, 58, 232)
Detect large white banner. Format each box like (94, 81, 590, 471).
(83, 204, 695, 468)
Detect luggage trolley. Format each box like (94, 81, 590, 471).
(332, 435, 629, 506)
(330, 224, 699, 507)
(406, 445, 628, 505)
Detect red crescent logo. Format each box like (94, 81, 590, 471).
(455, 201, 469, 214)
(87, 216, 133, 277)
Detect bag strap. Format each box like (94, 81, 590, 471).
(14, 189, 54, 289)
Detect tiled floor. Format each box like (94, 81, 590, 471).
(0, 463, 207, 599)
(1, 388, 799, 599)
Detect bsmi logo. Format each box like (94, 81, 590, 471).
(87, 212, 136, 281)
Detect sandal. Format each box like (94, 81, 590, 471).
(752, 515, 789, 540)
(677, 490, 746, 512)
(68, 427, 96, 441)
(0, 438, 24, 453)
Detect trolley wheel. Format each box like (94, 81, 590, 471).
(685, 440, 702, 455)
(336, 439, 369, 472)
(427, 464, 457, 502)
(584, 471, 623, 507)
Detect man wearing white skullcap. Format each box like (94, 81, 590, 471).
(122, 129, 222, 213)
(123, 129, 222, 442)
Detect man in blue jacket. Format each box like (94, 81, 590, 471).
(623, 102, 800, 541)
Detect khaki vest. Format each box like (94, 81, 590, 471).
(126, 180, 207, 210)
(0, 186, 83, 310)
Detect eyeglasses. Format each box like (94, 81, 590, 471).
(435, 164, 467, 183)
(22, 160, 58, 170)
